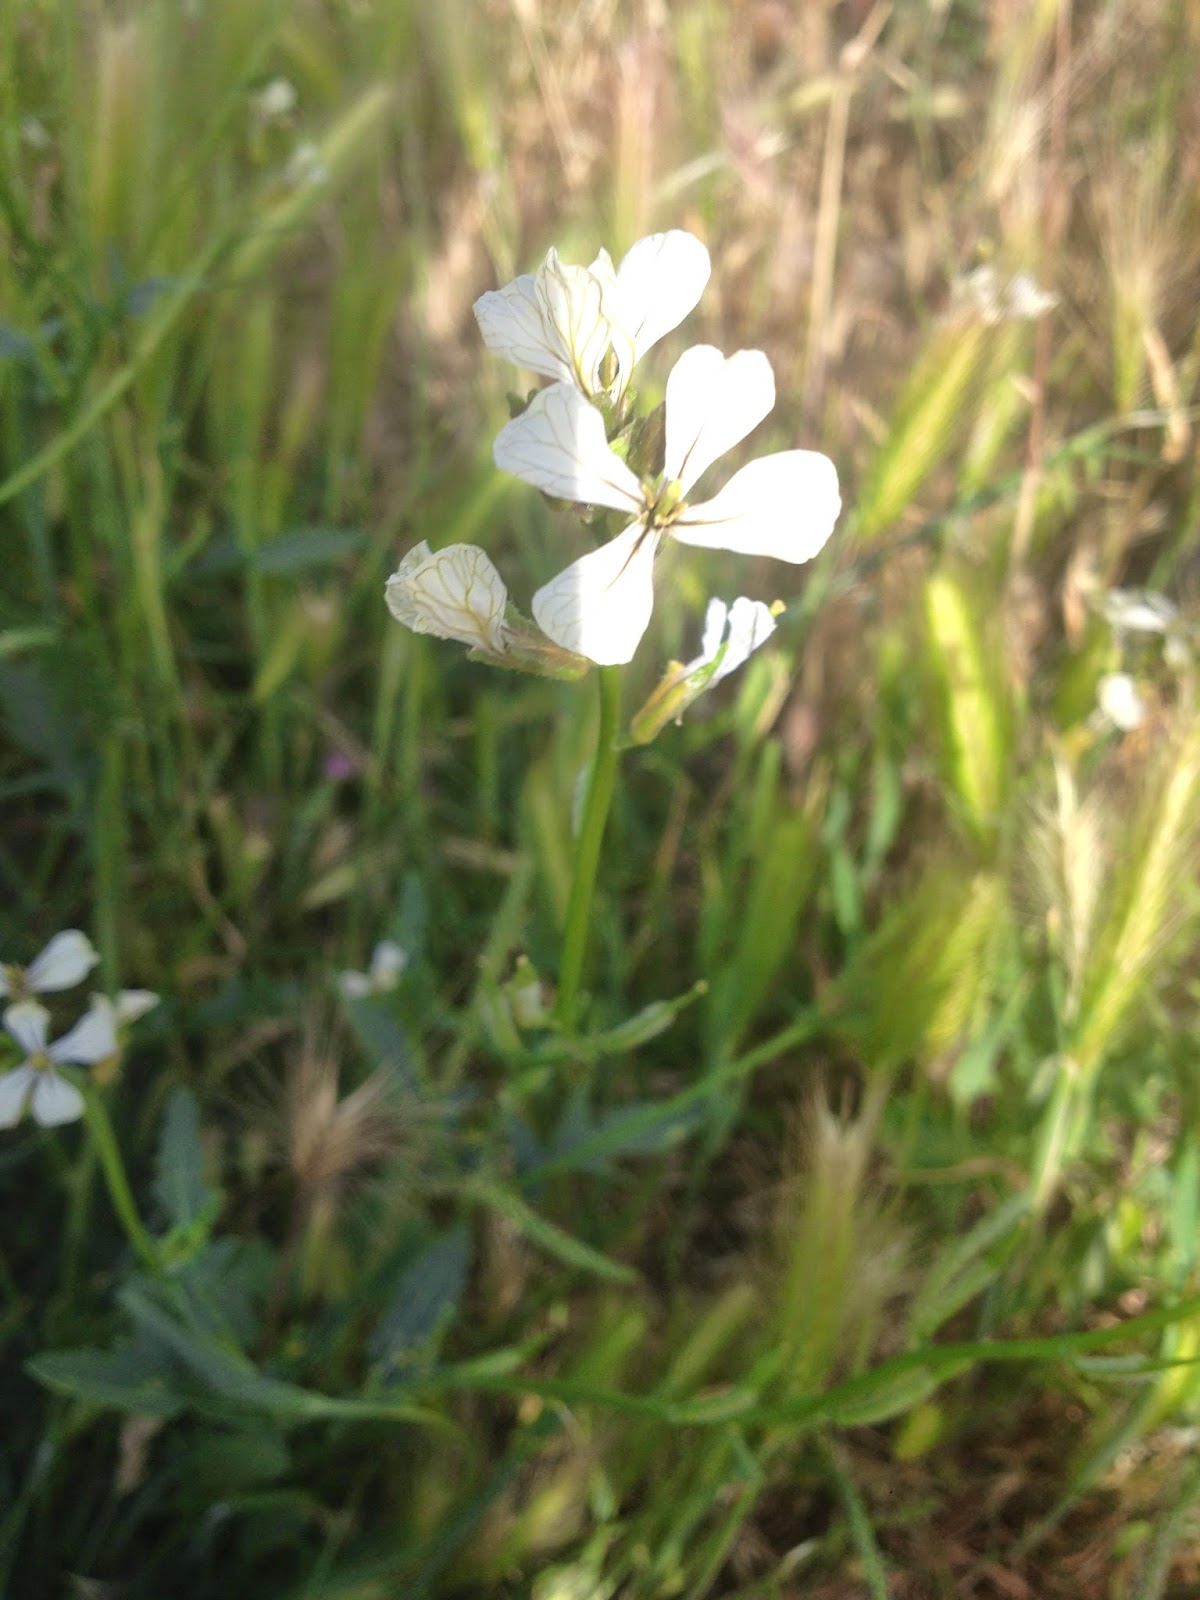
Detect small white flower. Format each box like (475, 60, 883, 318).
(337, 940, 408, 1000)
(1099, 588, 1178, 635)
(20, 116, 52, 150)
(629, 596, 778, 744)
(285, 140, 329, 188)
(959, 265, 1058, 325)
(493, 345, 839, 665)
(254, 77, 297, 120)
(0, 999, 118, 1129)
(692, 596, 778, 685)
(0, 930, 99, 1002)
(1096, 671, 1147, 732)
(474, 231, 711, 404)
(385, 542, 510, 656)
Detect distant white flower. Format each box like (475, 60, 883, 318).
(493, 345, 840, 664)
(285, 140, 328, 188)
(385, 542, 510, 656)
(0, 930, 99, 1002)
(1096, 671, 1147, 732)
(0, 999, 118, 1129)
(960, 265, 1058, 324)
(20, 116, 51, 150)
(691, 596, 778, 685)
(337, 941, 408, 1000)
(1099, 588, 1178, 635)
(474, 231, 711, 405)
(254, 77, 297, 120)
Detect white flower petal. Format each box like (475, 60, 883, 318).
(385, 542, 509, 654)
(535, 249, 615, 395)
(30, 1071, 85, 1128)
(1097, 671, 1146, 732)
(473, 274, 577, 386)
(533, 523, 661, 666)
(115, 989, 160, 1024)
(615, 231, 711, 364)
(709, 597, 779, 684)
(1100, 589, 1178, 634)
(493, 383, 645, 513)
(662, 347, 776, 494)
(336, 970, 372, 1000)
(50, 1003, 118, 1067)
(0, 1066, 35, 1128)
(4, 1001, 49, 1056)
(673, 450, 841, 563)
(26, 930, 100, 992)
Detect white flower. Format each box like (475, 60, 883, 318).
(254, 77, 297, 120)
(691, 596, 778, 685)
(0, 930, 99, 1002)
(0, 999, 118, 1129)
(1096, 671, 1147, 732)
(492, 345, 840, 665)
(959, 265, 1058, 324)
(385, 542, 510, 656)
(1099, 588, 1178, 635)
(629, 596, 778, 744)
(285, 140, 328, 188)
(474, 231, 711, 404)
(337, 940, 408, 1000)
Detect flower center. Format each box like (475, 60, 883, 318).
(1, 964, 29, 1000)
(646, 476, 686, 528)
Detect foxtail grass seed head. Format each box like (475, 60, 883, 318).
(284, 1045, 402, 1203)
(494, 346, 839, 664)
(473, 230, 711, 406)
(0, 930, 99, 1001)
(0, 999, 118, 1129)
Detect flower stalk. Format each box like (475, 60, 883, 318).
(554, 666, 623, 1032)
(81, 1083, 160, 1270)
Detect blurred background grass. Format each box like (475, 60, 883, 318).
(2, 0, 1200, 1595)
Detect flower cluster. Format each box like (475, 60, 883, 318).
(384, 229, 840, 708)
(0, 931, 157, 1129)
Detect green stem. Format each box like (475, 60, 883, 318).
(554, 666, 622, 1031)
(81, 1086, 160, 1271)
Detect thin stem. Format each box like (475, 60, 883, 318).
(81, 1086, 160, 1271)
(554, 666, 622, 1031)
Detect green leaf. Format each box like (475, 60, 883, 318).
(27, 1338, 186, 1418)
(465, 1179, 636, 1285)
(154, 1089, 214, 1230)
(250, 527, 367, 574)
(370, 1227, 472, 1369)
(343, 998, 416, 1091)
